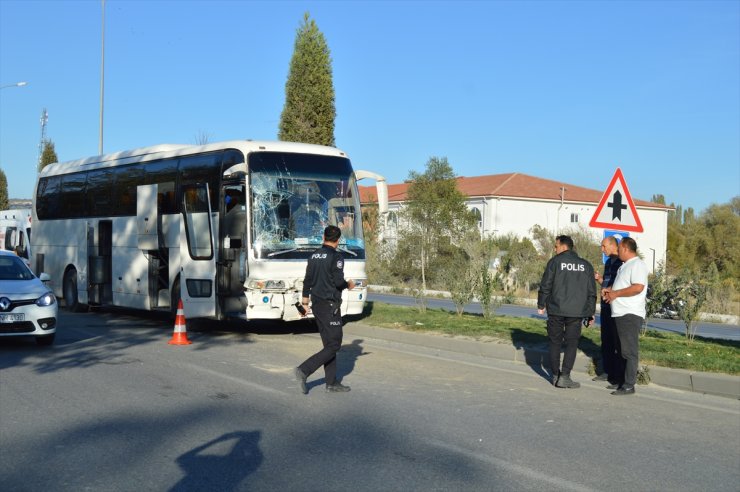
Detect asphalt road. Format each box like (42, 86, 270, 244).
(368, 292, 740, 341)
(1, 308, 739, 491)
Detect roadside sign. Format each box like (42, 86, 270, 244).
(589, 168, 644, 232)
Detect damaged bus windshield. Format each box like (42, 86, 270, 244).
(249, 152, 365, 260)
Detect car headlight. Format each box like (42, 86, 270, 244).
(36, 292, 56, 307)
(353, 279, 367, 288)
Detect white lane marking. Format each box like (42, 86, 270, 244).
(425, 438, 596, 492)
(180, 361, 288, 396)
(350, 338, 740, 415)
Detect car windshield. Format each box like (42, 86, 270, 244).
(249, 152, 365, 260)
(0, 256, 35, 281)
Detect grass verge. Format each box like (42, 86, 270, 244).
(353, 301, 740, 375)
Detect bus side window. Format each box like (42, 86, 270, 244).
(4, 227, 16, 251)
(16, 231, 28, 258)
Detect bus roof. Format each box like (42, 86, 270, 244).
(38, 140, 350, 178)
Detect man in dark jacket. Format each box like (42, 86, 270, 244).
(594, 235, 624, 385)
(537, 235, 597, 388)
(295, 225, 355, 394)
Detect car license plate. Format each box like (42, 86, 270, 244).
(0, 313, 24, 323)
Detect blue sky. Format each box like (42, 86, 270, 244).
(1, 0, 738, 214)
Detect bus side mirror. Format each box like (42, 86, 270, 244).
(355, 170, 388, 215)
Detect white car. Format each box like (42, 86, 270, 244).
(0, 250, 57, 346)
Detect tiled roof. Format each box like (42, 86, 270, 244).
(359, 172, 671, 209)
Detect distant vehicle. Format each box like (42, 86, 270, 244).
(654, 299, 685, 320)
(0, 250, 57, 346)
(0, 208, 32, 264)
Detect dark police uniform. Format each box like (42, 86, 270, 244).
(537, 249, 596, 383)
(297, 244, 349, 388)
(599, 255, 624, 384)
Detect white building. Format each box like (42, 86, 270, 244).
(360, 172, 673, 273)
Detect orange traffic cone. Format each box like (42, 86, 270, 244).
(168, 299, 192, 345)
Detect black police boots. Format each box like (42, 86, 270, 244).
(555, 373, 581, 389)
(294, 367, 308, 395)
(326, 382, 351, 393)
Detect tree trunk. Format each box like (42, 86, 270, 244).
(420, 241, 427, 313)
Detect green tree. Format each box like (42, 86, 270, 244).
(672, 270, 709, 342)
(645, 262, 672, 334)
(438, 231, 495, 317)
(39, 139, 58, 172)
(439, 243, 477, 316)
(401, 156, 475, 311)
(651, 194, 666, 205)
(473, 238, 500, 318)
(698, 201, 740, 281)
(0, 169, 8, 210)
(278, 12, 336, 146)
(504, 238, 542, 295)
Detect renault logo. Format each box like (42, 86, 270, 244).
(0, 297, 10, 311)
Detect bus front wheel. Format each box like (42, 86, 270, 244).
(63, 269, 85, 313)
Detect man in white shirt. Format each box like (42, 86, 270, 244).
(601, 237, 648, 396)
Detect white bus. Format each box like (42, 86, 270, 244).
(0, 208, 32, 264)
(32, 140, 387, 321)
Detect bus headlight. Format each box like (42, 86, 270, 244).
(247, 280, 286, 291)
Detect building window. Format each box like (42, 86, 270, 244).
(570, 213, 579, 223)
(470, 207, 482, 229)
(387, 211, 398, 229)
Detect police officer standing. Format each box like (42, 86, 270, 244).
(537, 235, 596, 388)
(295, 225, 355, 394)
(593, 235, 624, 385)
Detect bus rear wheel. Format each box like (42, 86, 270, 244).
(63, 269, 86, 313)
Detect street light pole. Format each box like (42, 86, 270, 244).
(0, 81, 28, 90)
(649, 247, 656, 273)
(98, 0, 105, 155)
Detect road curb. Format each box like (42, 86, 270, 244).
(344, 321, 740, 399)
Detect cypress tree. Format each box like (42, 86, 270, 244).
(0, 169, 8, 210)
(39, 140, 58, 173)
(278, 12, 336, 146)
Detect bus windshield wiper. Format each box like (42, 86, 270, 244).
(267, 246, 315, 258)
(337, 246, 357, 257)
(267, 247, 299, 258)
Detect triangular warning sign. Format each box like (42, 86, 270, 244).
(589, 168, 644, 232)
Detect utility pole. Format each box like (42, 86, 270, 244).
(38, 108, 48, 168)
(557, 186, 566, 233)
(99, 0, 106, 155)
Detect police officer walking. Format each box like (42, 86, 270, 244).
(295, 225, 355, 394)
(537, 235, 596, 388)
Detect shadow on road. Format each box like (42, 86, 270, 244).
(509, 327, 599, 383)
(338, 338, 370, 380)
(510, 328, 551, 382)
(170, 431, 263, 492)
(304, 338, 370, 392)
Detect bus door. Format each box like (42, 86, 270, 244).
(218, 182, 248, 317)
(179, 183, 217, 319)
